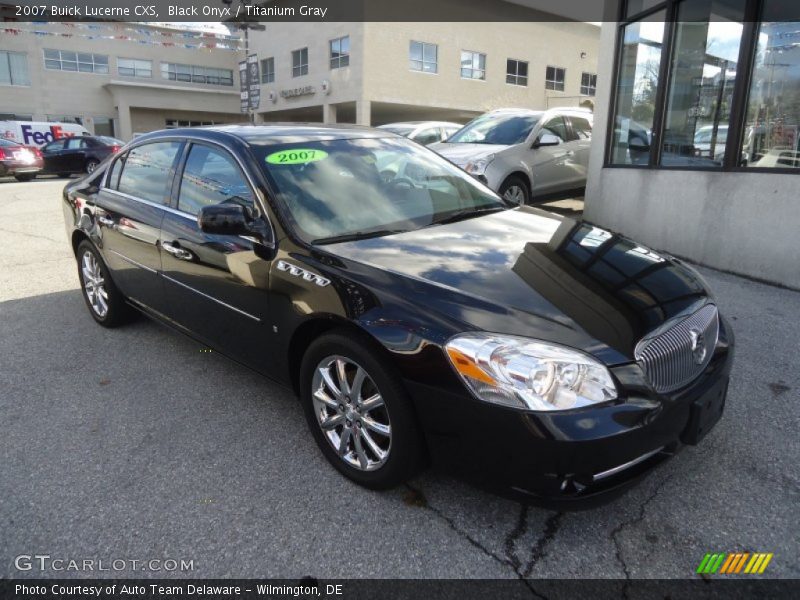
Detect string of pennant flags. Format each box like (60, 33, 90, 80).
(0, 22, 243, 51)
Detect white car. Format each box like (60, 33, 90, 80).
(377, 121, 462, 146)
(430, 107, 593, 204)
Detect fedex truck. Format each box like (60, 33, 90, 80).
(0, 121, 91, 148)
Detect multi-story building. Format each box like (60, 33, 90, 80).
(250, 21, 600, 125)
(0, 21, 244, 140)
(0, 18, 599, 139)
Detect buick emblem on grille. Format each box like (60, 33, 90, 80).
(688, 328, 707, 365)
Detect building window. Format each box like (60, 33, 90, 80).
(330, 36, 350, 69)
(292, 48, 309, 77)
(0, 51, 30, 86)
(44, 49, 108, 74)
(410, 41, 437, 73)
(160, 63, 233, 86)
(506, 59, 528, 86)
(742, 3, 800, 169)
(461, 50, 486, 80)
(118, 58, 152, 78)
(545, 66, 565, 91)
(659, 0, 747, 167)
(165, 120, 219, 128)
(261, 57, 275, 83)
(0, 113, 33, 120)
(581, 72, 597, 96)
(608, 15, 666, 165)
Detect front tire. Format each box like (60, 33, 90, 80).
(76, 240, 135, 327)
(85, 159, 99, 174)
(300, 331, 425, 489)
(499, 175, 530, 205)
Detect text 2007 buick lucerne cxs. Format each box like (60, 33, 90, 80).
(62, 125, 733, 505)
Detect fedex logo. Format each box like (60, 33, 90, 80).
(21, 124, 76, 146)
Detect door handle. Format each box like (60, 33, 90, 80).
(162, 241, 194, 261)
(97, 215, 115, 227)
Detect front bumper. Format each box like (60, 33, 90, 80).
(406, 318, 734, 507)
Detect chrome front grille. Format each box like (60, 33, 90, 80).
(634, 304, 719, 394)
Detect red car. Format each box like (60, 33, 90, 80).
(0, 138, 43, 182)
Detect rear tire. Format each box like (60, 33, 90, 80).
(499, 175, 530, 205)
(300, 330, 425, 490)
(57, 173, 71, 179)
(85, 159, 99, 174)
(14, 174, 34, 182)
(76, 240, 135, 328)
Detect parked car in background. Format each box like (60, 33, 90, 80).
(0, 138, 43, 181)
(42, 135, 122, 176)
(62, 124, 733, 504)
(377, 121, 462, 146)
(0, 120, 91, 148)
(430, 108, 593, 204)
(693, 125, 728, 160)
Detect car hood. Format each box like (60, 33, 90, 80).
(324, 208, 711, 365)
(430, 142, 510, 166)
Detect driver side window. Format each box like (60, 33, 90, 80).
(540, 116, 568, 143)
(177, 144, 255, 216)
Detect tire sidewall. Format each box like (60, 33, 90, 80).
(500, 175, 530, 205)
(76, 240, 130, 327)
(299, 331, 424, 490)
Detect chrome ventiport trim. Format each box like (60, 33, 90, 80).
(276, 260, 330, 287)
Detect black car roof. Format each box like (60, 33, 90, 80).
(139, 123, 399, 146)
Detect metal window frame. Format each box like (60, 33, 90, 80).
(605, 0, 799, 175)
(329, 35, 350, 70)
(506, 58, 529, 86)
(545, 65, 566, 91)
(409, 40, 438, 74)
(460, 50, 487, 81)
(261, 56, 275, 83)
(292, 47, 309, 78)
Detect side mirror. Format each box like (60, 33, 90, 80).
(198, 203, 274, 248)
(532, 133, 561, 148)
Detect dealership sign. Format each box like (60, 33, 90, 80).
(280, 86, 315, 99)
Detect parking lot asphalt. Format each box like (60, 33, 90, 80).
(1, 178, 798, 581)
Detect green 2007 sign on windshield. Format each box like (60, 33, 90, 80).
(266, 149, 328, 165)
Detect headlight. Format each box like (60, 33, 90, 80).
(445, 333, 617, 411)
(464, 154, 494, 175)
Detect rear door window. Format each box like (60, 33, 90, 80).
(176, 144, 255, 216)
(116, 141, 182, 204)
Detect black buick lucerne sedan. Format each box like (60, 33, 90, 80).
(62, 125, 733, 504)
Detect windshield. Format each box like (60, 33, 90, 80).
(0, 138, 22, 147)
(378, 125, 415, 137)
(255, 137, 508, 244)
(447, 113, 541, 145)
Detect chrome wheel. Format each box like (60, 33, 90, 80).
(503, 185, 526, 205)
(311, 355, 391, 471)
(86, 160, 99, 174)
(80, 251, 108, 318)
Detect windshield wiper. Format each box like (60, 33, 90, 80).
(312, 229, 408, 245)
(428, 206, 507, 226)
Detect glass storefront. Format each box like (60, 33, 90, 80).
(608, 0, 800, 171)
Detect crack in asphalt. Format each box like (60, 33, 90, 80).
(609, 475, 673, 598)
(404, 485, 557, 599)
(522, 511, 564, 578)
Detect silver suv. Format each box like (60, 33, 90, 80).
(430, 107, 593, 204)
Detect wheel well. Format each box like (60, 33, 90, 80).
(287, 318, 346, 396)
(71, 230, 90, 256)
(503, 171, 532, 194)
(287, 318, 397, 397)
